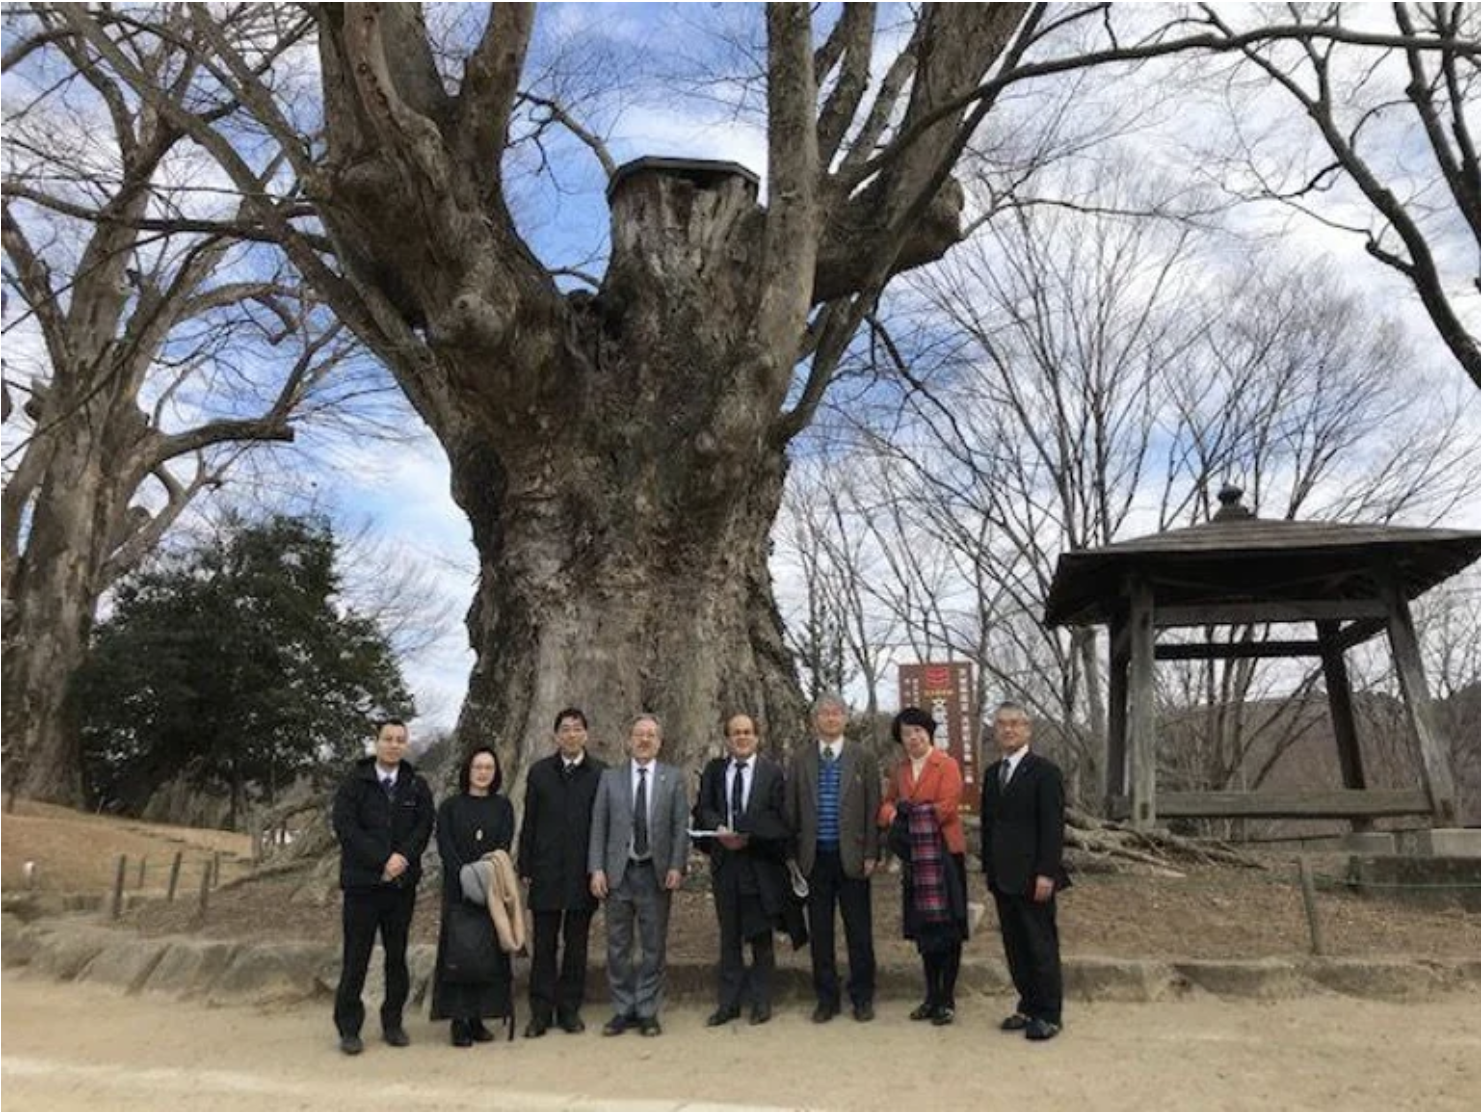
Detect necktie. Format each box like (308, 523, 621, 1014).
(730, 761, 747, 828)
(382, 775, 395, 798)
(822, 746, 835, 765)
(633, 766, 650, 858)
(999, 761, 1012, 791)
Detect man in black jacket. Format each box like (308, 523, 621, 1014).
(694, 713, 793, 1027)
(980, 701, 1069, 1042)
(331, 718, 434, 1055)
(517, 707, 606, 1038)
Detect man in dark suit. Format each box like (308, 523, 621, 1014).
(980, 701, 1069, 1042)
(517, 706, 606, 1038)
(694, 713, 792, 1027)
(785, 693, 881, 1023)
(588, 714, 691, 1037)
(331, 717, 434, 1055)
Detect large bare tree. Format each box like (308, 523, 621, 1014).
(1, 6, 371, 803)
(39, 3, 1478, 799)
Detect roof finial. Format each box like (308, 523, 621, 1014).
(1212, 484, 1253, 521)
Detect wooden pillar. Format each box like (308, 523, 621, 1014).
(1378, 576, 1457, 825)
(1105, 612, 1130, 815)
(1317, 621, 1373, 834)
(1126, 576, 1158, 830)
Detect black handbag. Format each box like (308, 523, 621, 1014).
(442, 901, 500, 984)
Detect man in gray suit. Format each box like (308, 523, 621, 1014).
(588, 714, 691, 1037)
(785, 693, 881, 1023)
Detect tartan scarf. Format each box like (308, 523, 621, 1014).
(906, 801, 949, 924)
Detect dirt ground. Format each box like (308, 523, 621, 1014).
(121, 853, 1480, 963)
(2, 800, 252, 893)
(2, 973, 1478, 1111)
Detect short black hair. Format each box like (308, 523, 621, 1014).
(458, 746, 503, 794)
(373, 717, 407, 736)
(891, 706, 937, 744)
(553, 707, 588, 732)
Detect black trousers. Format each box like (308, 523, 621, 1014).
(992, 887, 1062, 1025)
(807, 847, 875, 1009)
(334, 885, 416, 1037)
(715, 888, 776, 1012)
(528, 908, 595, 1024)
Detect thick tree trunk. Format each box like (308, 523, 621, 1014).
(2, 439, 112, 806)
(434, 169, 809, 796)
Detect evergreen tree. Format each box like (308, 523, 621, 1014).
(78, 514, 414, 824)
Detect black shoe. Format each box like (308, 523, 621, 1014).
(338, 1034, 363, 1056)
(811, 1002, 838, 1024)
(524, 1018, 549, 1039)
(1025, 1018, 1061, 1041)
(602, 1015, 632, 1037)
(909, 1002, 935, 1022)
(556, 1013, 585, 1034)
(469, 1020, 495, 1043)
(931, 1006, 955, 1026)
(450, 1021, 472, 1048)
(638, 1017, 662, 1037)
(852, 1002, 875, 1023)
(749, 1004, 772, 1026)
(382, 1025, 410, 1047)
(706, 1007, 741, 1027)
(1000, 1012, 1032, 1032)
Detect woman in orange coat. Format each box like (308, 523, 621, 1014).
(878, 706, 968, 1025)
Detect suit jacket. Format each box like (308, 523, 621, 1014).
(332, 756, 434, 891)
(588, 759, 690, 887)
(879, 748, 966, 856)
(786, 741, 881, 879)
(694, 754, 790, 914)
(979, 750, 1068, 898)
(517, 751, 606, 911)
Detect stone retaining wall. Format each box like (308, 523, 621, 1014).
(4, 914, 1476, 1009)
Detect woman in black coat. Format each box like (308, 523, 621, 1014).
(430, 746, 515, 1046)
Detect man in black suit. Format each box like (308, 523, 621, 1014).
(694, 713, 792, 1027)
(980, 701, 1069, 1042)
(331, 717, 434, 1055)
(785, 693, 880, 1024)
(517, 706, 606, 1038)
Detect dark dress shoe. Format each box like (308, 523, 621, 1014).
(638, 1017, 662, 1037)
(338, 1034, 363, 1056)
(706, 1007, 741, 1027)
(931, 1006, 955, 1026)
(852, 1002, 875, 1023)
(1025, 1018, 1061, 1041)
(469, 1020, 496, 1043)
(1000, 1012, 1032, 1032)
(909, 1002, 935, 1022)
(382, 1025, 410, 1047)
(524, 1018, 549, 1039)
(749, 1004, 772, 1026)
(450, 1021, 473, 1048)
(601, 1015, 632, 1037)
(810, 1002, 837, 1024)
(556, 1013, 585, 1034)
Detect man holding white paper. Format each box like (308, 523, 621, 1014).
(693, 713, 794, 1026)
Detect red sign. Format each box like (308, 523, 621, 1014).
(898, 661, 978, 814)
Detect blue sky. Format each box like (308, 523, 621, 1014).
(4, 4, 1477, 737)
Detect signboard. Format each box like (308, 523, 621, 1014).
(898, 661, 979, 814)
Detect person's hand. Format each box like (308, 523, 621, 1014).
(1032, 874, 1055, 903)
(717, 831, 748, 851)
(863, 859, 879, 878)
(664, 869, 683, 891)
(521, 876, 531, 887)
(384, 853, 409, 879)
(590, 871, 609, 899)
